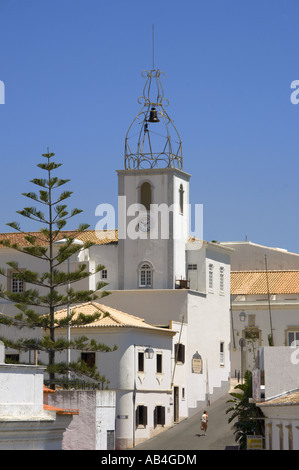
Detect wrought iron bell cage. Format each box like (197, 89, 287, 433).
(124, 69, 183, 170)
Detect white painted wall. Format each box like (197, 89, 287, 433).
(0, 342, 72, 450)
(231, 299, 299, 377)
(221, 241, 299, 270)
(117, 168, 190, 290)
(55, 325, 175, 449)
(47, 390, 116, 450)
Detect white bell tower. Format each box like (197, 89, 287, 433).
(117, 67, 191, 290)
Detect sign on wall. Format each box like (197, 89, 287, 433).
(192, 352, 203, 374)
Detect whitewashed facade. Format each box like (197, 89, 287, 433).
(0, 65, 233, 448)
(221, 241, 299, 378)
(0, 342, 74, 450)
(254, 346, 299, 450)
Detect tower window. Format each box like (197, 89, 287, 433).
(139, 262, 153, 288)
(179, 184, 184, 214)
(140, 182, 152, 211)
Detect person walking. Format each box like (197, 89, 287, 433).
(201, 410, 208, 435)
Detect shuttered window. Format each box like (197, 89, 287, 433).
(154, 406, 166, 427)
(136, 405, 147, 427)
(175, 343, 185, 364)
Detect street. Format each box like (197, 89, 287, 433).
(133, 392, 237, 451)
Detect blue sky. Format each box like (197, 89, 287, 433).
(1, 0, 299, 255)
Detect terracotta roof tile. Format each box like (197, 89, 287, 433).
(43, 404, 79, 415)
(258, 389, 299, 407)
(54, 301, 175, 334)
(0, 229, 118, 247)
(231, 271, 299, 295)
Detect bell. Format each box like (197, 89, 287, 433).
(148, 107, 160, 123)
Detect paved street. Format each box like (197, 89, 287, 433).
(134, 392, 237, 451)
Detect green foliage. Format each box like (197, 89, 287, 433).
(226, 371, 264, 450)
(0, 150, 114, 387)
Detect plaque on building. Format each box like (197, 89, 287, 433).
(192, 351, 203, 374)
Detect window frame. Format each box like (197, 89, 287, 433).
(136, 405, 148, 428)
(220, 266, 224, 292)
(138, 351, 145, 373)
(154, 405, 166, 427)
(287, 329, 299, 347)
(81, 352, 96, 368)
(175, 343, 185, 364)
(220, 341, 225, 367)
(208, 264, 214, 291)
(101, 269, 108, 279)
(7, 268, 25, 293)
(156, 353, 163, 374)
(138, 262, 153, 288)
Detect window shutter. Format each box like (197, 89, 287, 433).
(144, 406, 148, 426)
(175, 343, 185, 363)
(136, 406, 140, 427)
(161, 406, 166, 426)
(153, 407, 157, 428)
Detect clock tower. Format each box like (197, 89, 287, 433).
(117, 67, 191, 290)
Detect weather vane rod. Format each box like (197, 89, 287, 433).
(152, 24, 155, 70)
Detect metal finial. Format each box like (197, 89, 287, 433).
(124, 66, 183, 171)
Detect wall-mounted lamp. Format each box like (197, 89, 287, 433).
(239, 310, 247, 322)
(144, 347, 154, 359)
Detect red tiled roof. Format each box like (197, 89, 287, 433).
(231, 270, 299, 295)
(43, 404, 79, 415)
(0, 229, 118, 247)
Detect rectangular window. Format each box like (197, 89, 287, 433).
(136, 405, 147, 427)
(220, 267, 224, 292)
(187, 264, 197, 270)
(154, 406, 166, 427)
(156, 353, 162, 373)
(287, 331, 299, 347)
(11, 275, 24, 293)
(139, 264, 152, 287)
(208, 264, 213, 290)
(106, 430, 115, 450)
(220, 342, 225, 366)
(5, 354, 20, 363)
(101, 269, 108, 279)
(138, 352, 144, 372)
(175, 343, 185, 364)
(81, 352, 96, 368)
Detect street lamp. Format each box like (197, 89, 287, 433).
(144, 347, 154, 359)
(54, 238, 84, 378)
(239, 310, 247, 322)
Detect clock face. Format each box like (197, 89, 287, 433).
(138, 215, 151, 232)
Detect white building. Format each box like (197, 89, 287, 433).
(254, 346, 299, 450)
(52, 301, 176, 449)
(0, 341, 77, 450)
(0, 65, 233, 448)
(220, 241, 299, 378)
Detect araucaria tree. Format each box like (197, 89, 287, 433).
(0, 150, 116, 388)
